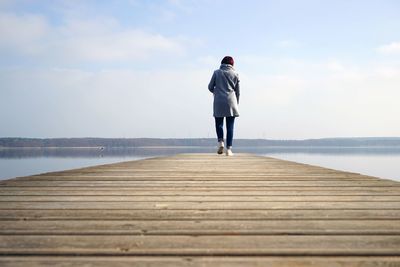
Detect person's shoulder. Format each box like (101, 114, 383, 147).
(213, 69, 222, 75)
(227, 66, 238, 75)
(231, 69, 239, 77)
(233, 70, 240, 81)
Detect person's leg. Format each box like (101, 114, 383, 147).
(215, 117, 224, 142)
(226, 116, 235, 148)
(215, 117, 224, 154)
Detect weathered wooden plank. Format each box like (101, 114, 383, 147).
(15, 176, 379, 181)
(1, 235, 400, 256)
(31, 168, 362, 172)
(1, 189, 400, 196)
(29, 167, 364, 172)
(2, 180, 399, 187)
(1, 220, 400, 235)
(2, 186, 399, 191)
(29, 172, 366, 178)
(33, 173, 366, 178)
(1, 201, 399, 209)
(52, 172, 360, 179)
(0, 256, 400, 267)
(2, 195, 400, 202)
(2, 209, 400, 220)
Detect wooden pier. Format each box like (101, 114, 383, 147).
(0, 153, 400, 266)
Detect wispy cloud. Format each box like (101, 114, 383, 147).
(377, 42, 400, 54)
(325, 60, 345, 72)
(56, 21, 185, 62)
(0, 12, 186, 63)
(0, 12, 48, 54)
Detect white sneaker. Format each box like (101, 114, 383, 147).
(226, 148, 233, 156)
(217, 141, 224, 154)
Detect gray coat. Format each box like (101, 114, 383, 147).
(208, 64, 240, 117)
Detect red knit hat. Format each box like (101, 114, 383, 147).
(221, 56, 234, 66)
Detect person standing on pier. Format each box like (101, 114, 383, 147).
(208, 56, 240, 156)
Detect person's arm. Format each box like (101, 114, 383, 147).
(234, 74, 240, 104)
(208, 71, 216, 93)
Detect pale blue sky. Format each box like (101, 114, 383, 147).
(1, 0, 400, 139)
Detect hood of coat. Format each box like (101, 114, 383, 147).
(220, 64, 234, 71)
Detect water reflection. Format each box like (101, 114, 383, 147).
(1, 146, 400, 159)
(0, 147, 212, 159)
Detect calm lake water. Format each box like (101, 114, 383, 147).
(1, 147, 400, 182)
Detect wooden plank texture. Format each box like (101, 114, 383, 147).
(0, 256, 400, 267)
(1, 153, 400, 266)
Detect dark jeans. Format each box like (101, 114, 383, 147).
(215, 117, 235, 147)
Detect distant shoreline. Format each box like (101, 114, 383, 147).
(2, 145, 400, 149)
(1, 137, 400, 148)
